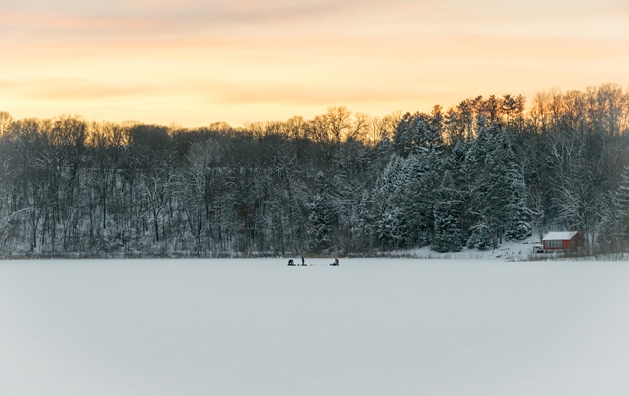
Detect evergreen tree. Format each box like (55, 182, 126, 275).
(370, 155, 407, 248)
(401, 149, 443, 247)
(466, 227, 492, 250)
(393, 111, 444, 157)
(466, 124, 524, 249)
(432, 174, 463, 252)
(307, 172, 336, 253)
(505, 172, 531, 241)
(308, 193, 334, 253)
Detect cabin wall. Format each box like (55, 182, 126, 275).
(543, 241, 564, 250)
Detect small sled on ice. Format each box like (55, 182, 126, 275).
(330, 258, 340, 266)
(288, 259, 296, 266)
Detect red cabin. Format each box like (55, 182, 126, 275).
(542, 231, 585, 253)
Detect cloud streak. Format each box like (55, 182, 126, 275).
(6, 0, 627, 40)
(21, 79, 153, 101)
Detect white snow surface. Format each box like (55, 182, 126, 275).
(1, 258, 629, 396)
(396, 235, 540, 260)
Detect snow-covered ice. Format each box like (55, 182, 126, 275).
(1, 258, 629, 396)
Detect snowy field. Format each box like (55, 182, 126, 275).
(1, 258, 629, 396)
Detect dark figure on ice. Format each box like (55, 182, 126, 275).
(331, 257, 339, 266)
(288, 259, 295, 266)
(301, 256, 305, 266)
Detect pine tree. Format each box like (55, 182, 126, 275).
(393, 111, 444, 157)
(308, 193, 334, 253)
(505, 172, 531, 241)
(307, 172, 336, 253)
(466, 124, 525, 249)
(370, 155, 407, 248)
(402, 149, 443, 247)
(432, 183, 463, 252)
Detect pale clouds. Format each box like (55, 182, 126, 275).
(1, 0, 628, 126)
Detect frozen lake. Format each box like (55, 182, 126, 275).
(1, 258, 628, 396)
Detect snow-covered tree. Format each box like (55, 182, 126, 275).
(307, 172, 336, 253)
(370, 155, 407, 249)
(432, 177, 463, 252)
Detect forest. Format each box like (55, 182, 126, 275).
(1, 83, 629, 258)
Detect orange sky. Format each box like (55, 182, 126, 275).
(1, 0, 628, 127)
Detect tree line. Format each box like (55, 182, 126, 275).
(1, 83, 628, 257)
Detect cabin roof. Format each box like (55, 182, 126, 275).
(542, 231, 578, 241)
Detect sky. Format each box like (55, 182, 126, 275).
(1, 0, 628, 127)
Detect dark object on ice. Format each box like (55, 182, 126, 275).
(301, 256, 305, 266)
(288, 259, 295, 266)
(330, 257, 339, 266)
